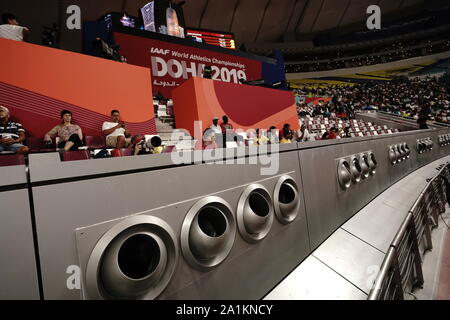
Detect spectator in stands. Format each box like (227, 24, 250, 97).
(220, 116, 233, 133)
(148, 136, 164, 154)
(103, 110, 131, 149)
(328, 127, 338, 139)
(280, 123, 291, 139)
(0, 105, 29, 154)
(321, 131, 330, 140)
(130, 135, 150, 156)
(220, 115, 234, 147)
(268, 126, 278, 144)
(254, 128, 269, 145)
(0, 13, 29, 42)
(297, 124, 312, 142)
(417, 104, 432, 129)
(210, 117, 221, 134)
(343, 126, 351, 138)
(44, 110, 83, 151)
(280, 129, 293, 144)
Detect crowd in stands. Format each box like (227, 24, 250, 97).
(0, 106, 167, 160)
(293, 76, 450, 127)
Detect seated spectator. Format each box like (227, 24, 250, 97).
(343, 126, 351, 138)
(280, 123, 291, 139)
(0, 105, 29, 154)
(321, 131, 330, 140)
(210, 117, 222, 134)
(297, 124, 312, 142)
(0, 13, 29, 42)
(102, 110, 131, 149)
(220, 115, 233, 133)
(44, 110, 83, 151)
(148, 136, 164, 154)
(220, 115, 234, 147)
(328, 127, 338, 139)
(280, 129, 293, 144)
(130, 135, 150, 156)
(254, 128, 269, 145)
(267, 126, 278, 144)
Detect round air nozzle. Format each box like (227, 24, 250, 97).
(417, 141, 425, 154)
(101, 232, 167, 298)
(274, 176, 300, 224)
(428, 138, 434, 150)
(395, 145, 403, 162)
(389, 146, 398, 164)
(85, 216, 178, 300)
(359, 154, 370, 179)
(350, 157, 362, 183)
(181, 197, 236, 270)
(338, 159, 352, 189)
(399, 144, 407, 161)
(367, 152, 377, 175)
(237, 184, 274, 243)
(403, 143, 410, 158)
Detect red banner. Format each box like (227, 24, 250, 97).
(114, 32, 262, 98)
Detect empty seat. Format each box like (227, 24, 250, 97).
(62, 150, 91, 162)
(26, 137, 55, 153)
(163, 145, 177, 153)
(85, 136, 107, 150)
(110, 148, 133, 157)
(0, 154, 25, 167)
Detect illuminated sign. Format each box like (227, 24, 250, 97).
(186, 29, 236, 50)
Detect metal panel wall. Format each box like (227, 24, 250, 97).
(19, 127, 450, 299)
(0, 165, 40, 300)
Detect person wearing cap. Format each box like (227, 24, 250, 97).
(0, 105, 29, 154)
(210, 117, 221, 135)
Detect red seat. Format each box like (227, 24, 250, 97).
(0, 154, 25, 167)
(85, 136, 107, 150)
(111, 148, 132, 157)
(163, 145, 177, 153)
(62, 150, 91, 162)
(26, 137, 55, 153)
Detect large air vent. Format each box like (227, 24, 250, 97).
(350, 157, 362, 183)
(359, 154, 370, 179)
(367, 152, 377, 175)
(237, 184, 274, 243)
(181, 196, 236, 270)
(273, 176, 300, 224)
(85, 216, 178, 300)
(337, 159, 352, 189)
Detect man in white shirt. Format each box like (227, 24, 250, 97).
(0, 13, 29, 42)
(210, 117, 221, 134)
(102, 110, 132, 149)
(297, 124, 312, 142)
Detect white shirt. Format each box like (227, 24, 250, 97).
(210, 124, 221, 134)
(298, 129, 312, 142)
(0, 24, 26, 41)
(102, 121, 125, 137)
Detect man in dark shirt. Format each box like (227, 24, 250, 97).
(0, 105, 29, 154)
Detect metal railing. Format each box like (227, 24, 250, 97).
(368, 163, 449, 300)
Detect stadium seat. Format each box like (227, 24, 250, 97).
(26, 137, 55, 153)
(163, 145, 177, 153)
(85, 136, 107, 150)
(61, 150, 91, 162)
(0, 154, 25, 167)
(110, 148, 132, 157)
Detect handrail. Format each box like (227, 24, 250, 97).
(368, 162, 449, 300)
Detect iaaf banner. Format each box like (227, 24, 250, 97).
(113, 32, 263, 98)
